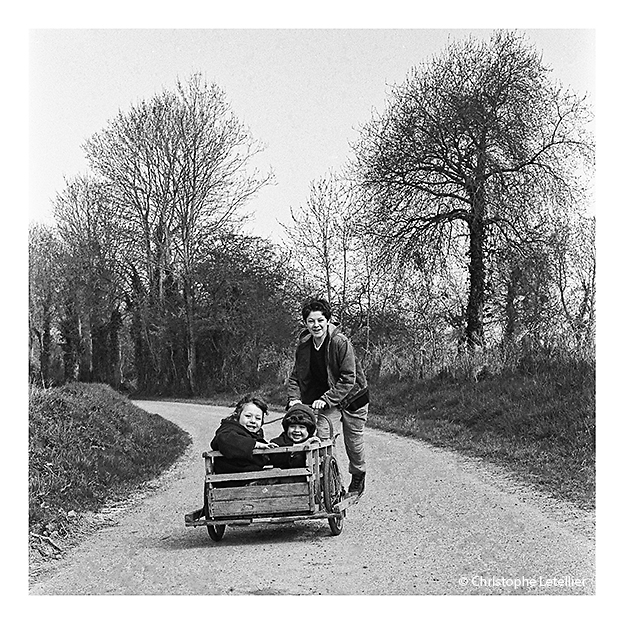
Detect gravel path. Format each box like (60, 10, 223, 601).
(29, 400, 595, 595)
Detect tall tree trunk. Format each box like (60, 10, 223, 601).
(91, 310, 121, 387)
(184, 279, 197, 396)
(60, 296, 81, 382)
(504, 266, 520, 342)
(131, 303, 148, 391)
(324, 253, 332, 306)
(40, 301, 52, 385)
(109, 308, 122, 388)
(465, 178, 486, 351)
(128, 266, 148, 391)
(79, 311, 93, 382)
(91, 321, 107, 383)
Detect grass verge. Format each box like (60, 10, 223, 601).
(368, 360, 595, 509)
(29, 382, 191, 543)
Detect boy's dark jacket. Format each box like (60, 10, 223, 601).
(269, 432, 307, 469)
(210, 417, 270, 473)
(288, 322, 368, 410)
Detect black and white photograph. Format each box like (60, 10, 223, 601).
(15, 2, 619, 617)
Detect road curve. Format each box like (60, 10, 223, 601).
(29, 400, 595, 595)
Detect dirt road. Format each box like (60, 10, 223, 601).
(29, 400, 595, 595)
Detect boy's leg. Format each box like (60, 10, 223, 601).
(316, 406, 342, 441)
(341, 404, 367, 476)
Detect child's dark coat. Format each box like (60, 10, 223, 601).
(210, 417, 270, 474)
(269, 431, 308, 469)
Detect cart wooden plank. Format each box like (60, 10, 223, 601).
(210, 482, 309, 501)
(205, 467, 311, 483)
(211, 495, 311, 516)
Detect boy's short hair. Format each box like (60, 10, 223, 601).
(231, 394, 268, 423)
(301, 297, 331, 321)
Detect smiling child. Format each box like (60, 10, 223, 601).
(270, 403, 320, 469)
(210, 394, 277, 474)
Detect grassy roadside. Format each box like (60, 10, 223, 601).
(368, 360, 595, 509)
(29, 383, 191, 550)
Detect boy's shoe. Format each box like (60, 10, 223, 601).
(348, 472, 365, 497)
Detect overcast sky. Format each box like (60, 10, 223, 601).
(29, 28, 595, 241)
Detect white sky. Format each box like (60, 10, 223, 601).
(29, 28, 595, 241)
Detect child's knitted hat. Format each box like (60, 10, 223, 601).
(282, 404, 317, 436)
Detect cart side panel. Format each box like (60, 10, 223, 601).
(211, 482, 309, 501)
(212, 498, 309, 516)
(205, 467, 310, 483)
(209, 482, 311, 517)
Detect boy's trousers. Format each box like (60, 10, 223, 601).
(316, 405, 367, 475)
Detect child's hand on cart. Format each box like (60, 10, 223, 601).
(301, 435, 321, 448)
(254, 441, 278, 449)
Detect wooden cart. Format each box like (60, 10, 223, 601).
(185, 415, 357, 541)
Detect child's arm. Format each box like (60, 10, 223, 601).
(214, 429, 258, 459)
(255, 441, 278, 449)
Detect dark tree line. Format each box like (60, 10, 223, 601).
(29, 75, 294, 394)
(29, 32, 595, 394)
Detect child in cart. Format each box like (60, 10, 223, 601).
(210, 394, 277, 476)
(186, 395, 277, 522)
(269, 403, 321, 469)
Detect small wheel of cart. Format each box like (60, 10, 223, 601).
(207, 524, 226, 542)
(322, 455, 345, 536)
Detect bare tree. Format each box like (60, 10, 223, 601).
(353, 30, 594, 352)
(282, 170, 378, 329)
(52, 174, 126, 386)
(83, 74, 272, 394)
(283, 173, 344, 306)
(170, 75, 272, 393)
(553, 214, 595, 354)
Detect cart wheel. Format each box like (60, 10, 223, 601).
(207, 524, 225, 542)
(322, 455, 344, 536)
